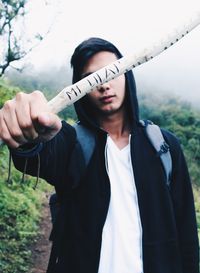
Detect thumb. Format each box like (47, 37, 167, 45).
(36, 112, 62, 139)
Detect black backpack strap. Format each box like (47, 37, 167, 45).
(140, 120, 172, 186)
(47, 242, 58, 273)
(48, 125, 95, 225)
(47, 123, 96, 271)
(73, 123, 95, 166)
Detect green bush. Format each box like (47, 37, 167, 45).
(139, 93, 200, 187)
(0, 79, 20, 107)
(0, 78, 52, 272)
(0, 146, 51, 272)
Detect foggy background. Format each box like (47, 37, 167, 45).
(4, 0, 200, 107)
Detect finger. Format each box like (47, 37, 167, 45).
(36, 112, 62, 141)
(14, 92, 39, 140)
(2, 100, 28, 145)
(29, 91, 49, 121)
(29, 91, 50, 133)
(29, 91, 61, 140)
(37, 112, 61, 130)
(0, 115, 21, 148)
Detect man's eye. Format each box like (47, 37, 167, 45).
(81, 72, 93, 79)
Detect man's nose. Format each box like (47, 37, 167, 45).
(97, 82, 110, 92)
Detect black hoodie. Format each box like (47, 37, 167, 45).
(12, 38, 199, 273)
(71, 37, 139, 131)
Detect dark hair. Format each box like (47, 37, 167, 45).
(70, 37, 123, 84)
(71, 37, 139, 126)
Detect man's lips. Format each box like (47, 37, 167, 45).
(100, 95, 115, 103)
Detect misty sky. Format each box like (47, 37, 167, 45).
(18, 0, 200, 105)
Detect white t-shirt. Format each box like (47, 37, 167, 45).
(98, 136, 143, 273)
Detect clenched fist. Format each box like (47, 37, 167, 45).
(0, 90, 62, 148)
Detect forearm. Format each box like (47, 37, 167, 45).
(11, 121, 76, 186)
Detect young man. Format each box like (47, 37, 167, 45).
(0, 37, 199, 273)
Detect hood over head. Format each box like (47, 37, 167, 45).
(70, 37, 139, 129)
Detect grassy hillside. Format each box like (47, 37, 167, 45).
(0, 79, 53, 272)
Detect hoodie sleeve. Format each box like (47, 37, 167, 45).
(166, 132, 199, 273)
(11, 121, 77, 187)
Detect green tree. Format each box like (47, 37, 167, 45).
(0, 0, 52, 76)
(0, 0, 29, 75)
(139, 92, 200, 187)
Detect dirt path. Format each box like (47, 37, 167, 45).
(30, 194, 52, 273)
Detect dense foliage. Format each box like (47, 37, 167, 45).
(0, 79, 53, 272)
(139, 92, 200, 187)
(0, 156, 47, 272)
(138, 92, 200, 239)
(0, 78, 20, 107)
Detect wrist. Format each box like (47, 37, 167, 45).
(10, 142, 43, 157)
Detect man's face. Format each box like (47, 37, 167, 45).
(81, 51, 126, 116)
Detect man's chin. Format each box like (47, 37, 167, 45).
(99, 107, 119, 116)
